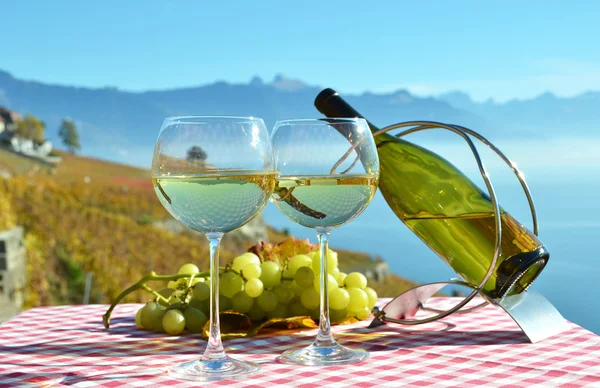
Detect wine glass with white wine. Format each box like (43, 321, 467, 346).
(152, 116, 275, 381)
(271, 118, 380, 365)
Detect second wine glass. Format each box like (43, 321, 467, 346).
(271, 118, 380, 365)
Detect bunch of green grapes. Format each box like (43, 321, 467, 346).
(284, 249, 379, 323)
(135, 251, 378, 335)
(135, 263, 209, 335)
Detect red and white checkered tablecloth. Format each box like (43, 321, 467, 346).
(0, 298, 599, 387)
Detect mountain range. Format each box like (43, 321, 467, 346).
(0, 69, 598, 166)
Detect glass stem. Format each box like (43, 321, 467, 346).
(203, 232, 226, 360)
(315, 228, 336, 347)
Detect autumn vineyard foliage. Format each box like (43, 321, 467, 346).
(0, 148, 253, 308)
(0, 176, 216, 307)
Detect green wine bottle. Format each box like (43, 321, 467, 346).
(314, 88, 548, 299)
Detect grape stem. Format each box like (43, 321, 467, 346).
(186, 273, 196, 289)
(179, 273, 198, 305)
(140, 284, 169, 303)
(102, 269, 220, 329)
(227, 267, 243, 278)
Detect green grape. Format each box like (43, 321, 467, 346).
(162, 309, 186, 335)
(345, 272, 368, 290)
(330, 267, 340, 278)
(232, 291, 254, 313)
(167, 278, 188, 290)
(232, 252, 261, 272)
(291, 281, 305, 296)
(347, 287, 369, 311)
(135, 308, 144, 329)
(350, 306, 371, 320)
(220, 272, 244, 298)
(141, 301, 165, 331)
(329, 287, 350, 310)
(178, 263, 200, 275)
(156, 288, 175, 307)
(242, 252, 261, 264)
(256, 290, 278, 312)
(330, 308, 348, 323)
(272, 284, 293, 303)
(241, 263, 261, 279)
(188, 299, 209, 316)
(267, 303, 287, 319)
(328, 250, 339, 271)
(295, 266, 315, 288)
(310, 253, 320, 274)
(192, 282, 210, 302)
(310, 249, 338, 273)
(219, 295, 232, 311)
(288, 254, 313, 275)
(288, 297, 309, 317)
(337, 272, 347, 287)
(154, 310, 167, 332)
(282, 268, 294, 280)
(246, 304, 266, 321)
(245, 278, 264, 298)
(188, 299, 202, 309)
(300, 288, 320, 310)
(313, 274, 338, 292)
(184, 307, 208, 333)
(364, 287, 378, 310)
(260, 261, 282, 289)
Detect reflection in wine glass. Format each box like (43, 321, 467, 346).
(152, 116, 275, 381)
(271, 118, 380, 365)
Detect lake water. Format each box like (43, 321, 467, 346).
(262, 135, 600, 335)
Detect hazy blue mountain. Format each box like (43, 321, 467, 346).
(140, 74, 489, 131)
(0, 69, 597, 166)
(439, 90, 600, 137)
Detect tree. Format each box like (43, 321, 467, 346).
(14, 114, 45, 143)
(186, 145, 207, 162)
(59, 119, 81, 154)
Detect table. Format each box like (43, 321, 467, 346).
(1, 298, 599, 387)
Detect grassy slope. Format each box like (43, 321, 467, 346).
(0, 147, 54, 175)
(52, 150, 150, 184)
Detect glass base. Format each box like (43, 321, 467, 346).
(168, 356, 260, 381)
(279, 341, 369, 366)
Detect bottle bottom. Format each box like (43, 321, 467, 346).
(494, 245, 549, 298)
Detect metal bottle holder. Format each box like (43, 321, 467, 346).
(366, 121, 570, 343)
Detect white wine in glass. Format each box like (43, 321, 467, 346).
(271, 118, 380, 365)
(152, 116, 275, 381)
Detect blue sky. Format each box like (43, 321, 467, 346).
(2, 0, 599, 102)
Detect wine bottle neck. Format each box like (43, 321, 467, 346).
(315, 88, 378, 129)
(314, 88, 398, 148)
